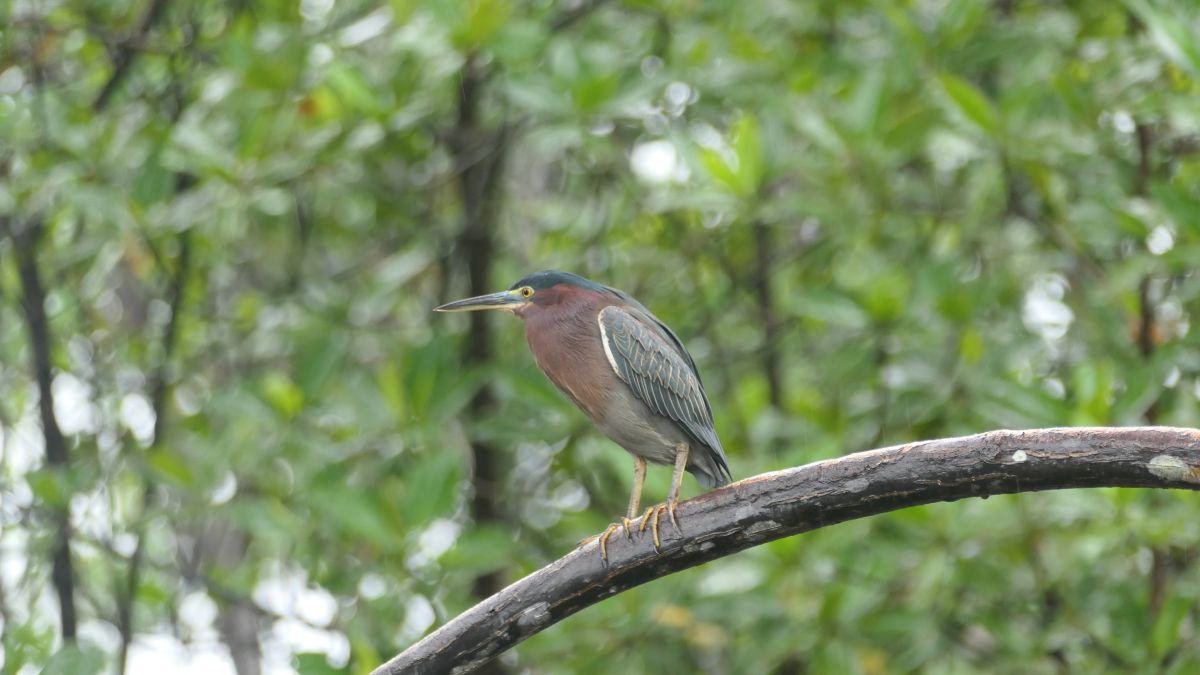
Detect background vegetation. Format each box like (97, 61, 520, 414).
(2, 0, 1199, 672)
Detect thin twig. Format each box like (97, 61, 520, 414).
(93, 0, 171, 111)
(549, 0, 613, 32)
(116, 227, 192, 674)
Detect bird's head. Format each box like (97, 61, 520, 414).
(434, 270, 609, 318)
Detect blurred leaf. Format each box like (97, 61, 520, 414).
(1124, 0, 1200, 76)
(1151, 594, 1189, 660)
(938, 73, 997, 133)
(296, 331, 346, 399)
(295, 652, 345, 675)
(325, 64, 381, 114)
(452, 0, 512, 49)
(26, 469, 68, 508)
(262, 372, 305, 419)
(146, 449, 196, 487)
(730, 113, 764, 196)
(402, 452, 462, 527)
(311, 482, 399, 547)
(41, 643, 105, 675)
(440, 524, 514, 575)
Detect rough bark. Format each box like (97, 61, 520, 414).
(376, 426, 1200, 675)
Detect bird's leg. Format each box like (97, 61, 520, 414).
(596, 457, 650, 562)
(666, 442, 689, 531)
(637, 443, 690, 550)
(622, 457, 647, 540)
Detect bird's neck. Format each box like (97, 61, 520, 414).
(523, 296, 611, 419)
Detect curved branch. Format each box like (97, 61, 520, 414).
(376, 427, 1200, 675)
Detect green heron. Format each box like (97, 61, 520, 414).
(436, 270, 731, 560)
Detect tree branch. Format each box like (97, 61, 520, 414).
(6, 219, 77, 641)
(450, 51, 512, 675)
(92, 0, 170, 112)
(376, 426, 1200, 675)
(549, 0, 612, 32)
(116, 228, 192, 674)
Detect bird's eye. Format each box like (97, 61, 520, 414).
(520, 286, 534, 298)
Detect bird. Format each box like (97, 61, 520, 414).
(435, 270, 732, 561)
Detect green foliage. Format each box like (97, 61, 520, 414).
(1, 0, 1199, 673)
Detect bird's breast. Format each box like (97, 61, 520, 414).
(524, 304, 615, 422)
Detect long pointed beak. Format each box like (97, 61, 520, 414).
(434, 289, 527, 313)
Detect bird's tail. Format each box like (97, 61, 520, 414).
(690, 448, 732, 489)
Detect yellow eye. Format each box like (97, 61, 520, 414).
(520, 286, 534, 298)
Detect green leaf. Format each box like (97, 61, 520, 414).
(452, 0, 513, 49)
(26, 469, 68, 508)
(789, 289, 870, 330)
(402, 453, 462, 527)
(296, 332, 345, 399)
(1124, 0, 1200, 76)
(146, 449, 196, 487)
(1151, 594, 1189, 659)
(938, 73, 997, 133)
(312, 484, 399, 546)
(325, 64, 381, 115)
(296, 652, 345, 675)
(262, 372, 305, 419)
(440, 524, 514, 575)
(699, 114, 764, 197)
(730, 113, 764, 196)
(42, 643, 105, 675)
(699, 146, 741, 193)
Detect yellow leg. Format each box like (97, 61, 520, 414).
(622, 457, 647, 540)
(592, 457, 651, 562)
(632, 444, 690, 550)
(667, 443, 689, 531)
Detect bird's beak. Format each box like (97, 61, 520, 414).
(434, 289, 528, 313)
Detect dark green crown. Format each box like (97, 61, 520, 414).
(509, 270, 609, 293)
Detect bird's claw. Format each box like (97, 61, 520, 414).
(627, 501, 683, 550)
(597, 523, 620, 563)
(637, 506, 654, 533)
(592, 500, 684, 560)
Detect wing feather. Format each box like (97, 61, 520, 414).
(597, 305, 728, 478)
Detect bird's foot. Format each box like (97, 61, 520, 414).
(621, 517, 637, 541)
(636, 500, 681, 550)
(596, 523, 620, 563)
(584, 518, 639, 563)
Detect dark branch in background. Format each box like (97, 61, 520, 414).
(751, 220, 784, 452)
(449, 52, 511, 675)
(550, 0, 612, 32)
(4, 219, 78, 641)
(375, 427, 1200, 675)
(116, 226, 192, 674)
(1130, 118, 1171, 628)
(1133, 121, 1153, 197)
(92, 0, 170, 111)
(100, 0, 196, 653)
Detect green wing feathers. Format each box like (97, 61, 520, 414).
(598, 306, 731, 485)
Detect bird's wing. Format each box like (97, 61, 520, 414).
(597, 305, 730, 478)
